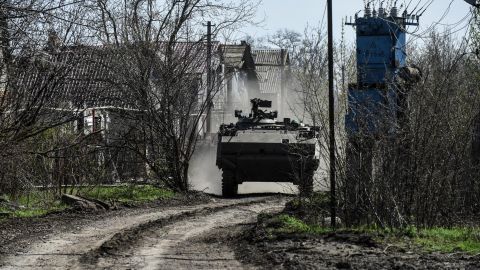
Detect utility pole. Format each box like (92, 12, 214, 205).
(206, 21, 214, 135)
(327, 0, 336, 229)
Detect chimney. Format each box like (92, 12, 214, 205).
(280, 49, 287, 65)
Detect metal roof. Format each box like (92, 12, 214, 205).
(13, 42, 218, 109)
(251, 49, 290, 94)
(256, 65, 283, 94)
(253, 49, 289, 66)
(12, 47, 129, 109)
(220, 44, 248, 69)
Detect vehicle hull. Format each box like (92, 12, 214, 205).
(217, 141, 319, 184)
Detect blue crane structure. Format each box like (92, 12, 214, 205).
(343, 3, 421, 224)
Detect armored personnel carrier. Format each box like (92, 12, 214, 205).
(216, 99, 320, 197)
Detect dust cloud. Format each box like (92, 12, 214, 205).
(188, 142, 222, 195)
(188, 78, 303, 196)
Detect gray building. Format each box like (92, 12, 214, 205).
(212, 42, 258, 127)
(252, 49, 291, 118)
(13, 46, 147, 182)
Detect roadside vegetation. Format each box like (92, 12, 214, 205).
(0, 200, 67, 218)
(0, 191, 68, 218)
(262, 213, 480, 254)
(412, 227, 480, 253)
(260, 192, 480, 254)
(0, 185, 174, 219)
(266, 1, 480, 259)
(78, 185, 175, 203)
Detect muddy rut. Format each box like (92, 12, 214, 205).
(0, 196, 286, 270)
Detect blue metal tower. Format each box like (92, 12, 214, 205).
(343, 4, 420, 225)
(345, 4, 419, 136)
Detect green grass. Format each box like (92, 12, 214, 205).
(355, 226, 480, 254)
(413, 227, 480, 254)
(0, 191, 66, 218)
(0, 185, 174, 219)
(1, 191, 57, 209)
(272, 214, 332, 235)
(77, 185, 174, 203)
(265, 212, 480, 254)
(7, 204, 68, 218)
(0, 200, 68, 218)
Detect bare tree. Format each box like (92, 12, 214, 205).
(340, 32, 480, 228)
(81, 0, 259, 192)
(291, 17, 480, 229)
(0, 1, 91, 196)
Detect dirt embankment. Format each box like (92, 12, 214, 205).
(232, 216, 480, 270)
(0, 194, 287, 270)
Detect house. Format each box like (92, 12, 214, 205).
(11, 46, 147, 182)
(11, 40, 228, 182)
(252, 49, 291, 118)
(211, 41, 258, 128)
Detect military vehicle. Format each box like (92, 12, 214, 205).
(216, 98, 320, 197)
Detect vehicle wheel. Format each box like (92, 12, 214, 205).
(222, 170, 238, 197)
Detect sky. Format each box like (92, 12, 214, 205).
(239, 0, 474, 44)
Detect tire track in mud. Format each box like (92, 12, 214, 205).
(0, 196, 285, 270)
(92, 199, 286, 269)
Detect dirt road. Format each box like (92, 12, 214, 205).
(0, 196, 286, 270)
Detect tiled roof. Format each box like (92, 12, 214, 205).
(12, 47, 132, 109)
(256, 65, 283, 94)
(13, 42, 219, 109)
(219, 44, 248, 69)
(253, 49, 289, 66)
(160, 41, 220, 73)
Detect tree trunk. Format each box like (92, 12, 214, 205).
(0, 5, 10, 96)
